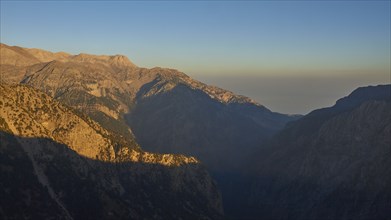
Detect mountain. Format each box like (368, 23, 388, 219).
(244, 85, 391, 220)
(1, 43, 388, 220)
(0, 43, 299, 173)
(0, 84, 223, 219)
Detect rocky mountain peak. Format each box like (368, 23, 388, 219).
(71, 53, 136, 69)
(335, 84, 390, 110)
(0, 43, 41, 66)
(0, 43, 137, 70)
(25, 48, 71, 62)
(140, 67, 262, 106)
(110, 54, 135, 67)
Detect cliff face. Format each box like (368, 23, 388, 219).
(246, 85, 391, 220)
(0, 84, 223, 219)
(0, 43, 298, 172)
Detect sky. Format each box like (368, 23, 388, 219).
(1, 1, 390, 114)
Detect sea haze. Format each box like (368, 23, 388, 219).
(1, 1, 390, 114)
(194, 69, 389, 114)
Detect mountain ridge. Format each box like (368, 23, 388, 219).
(0, 83, 224, 219)
(1, 42, 389, 220)
(0, 43, 298, 173)
(0, 43, 270, 107)
(280, 84, 390, 139)
(0, 83, 201, 165)
(241, 84, 391, 220)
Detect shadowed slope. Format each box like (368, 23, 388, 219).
(0, 131, 223, 220)
(0, 83, 223, 219)
(245, 85, 391, 220)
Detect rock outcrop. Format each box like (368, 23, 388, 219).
(0, 84, 223, 219)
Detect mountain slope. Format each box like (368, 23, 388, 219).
(246, 84, 391, 220)
(0, 84, 223, 219)
(0, 43, 298, 172)
(0, 43, 42, 66)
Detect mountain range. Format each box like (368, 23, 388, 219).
(0, 84, 223, 219)
(1, 43, 389, 220)
(1, 43, 300, 173)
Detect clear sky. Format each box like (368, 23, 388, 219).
(1, 1, 390, 114)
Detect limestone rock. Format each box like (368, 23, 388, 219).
(0, 84, 223, 219)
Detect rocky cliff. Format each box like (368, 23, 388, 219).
(0, 84, 223, 219)
(245, 85, 391, 220)
(0, 43, 298, 173)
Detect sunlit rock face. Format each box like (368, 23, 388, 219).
(0, 43, 298, 173)
(0, 84, 223, 219)
(244, 85, 391, 220)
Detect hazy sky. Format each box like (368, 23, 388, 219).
(1, 1, 390, 114)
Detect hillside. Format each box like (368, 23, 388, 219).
(0, 84, 223, 219)
(244, 85, 391, 220)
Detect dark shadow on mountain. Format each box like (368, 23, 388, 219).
(234, 90, 391, 220)
(126, 80, 300, 219)
(126, 81, 295, 173)
(210, 171, 256, 220)
(0, 131, 223, 220)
